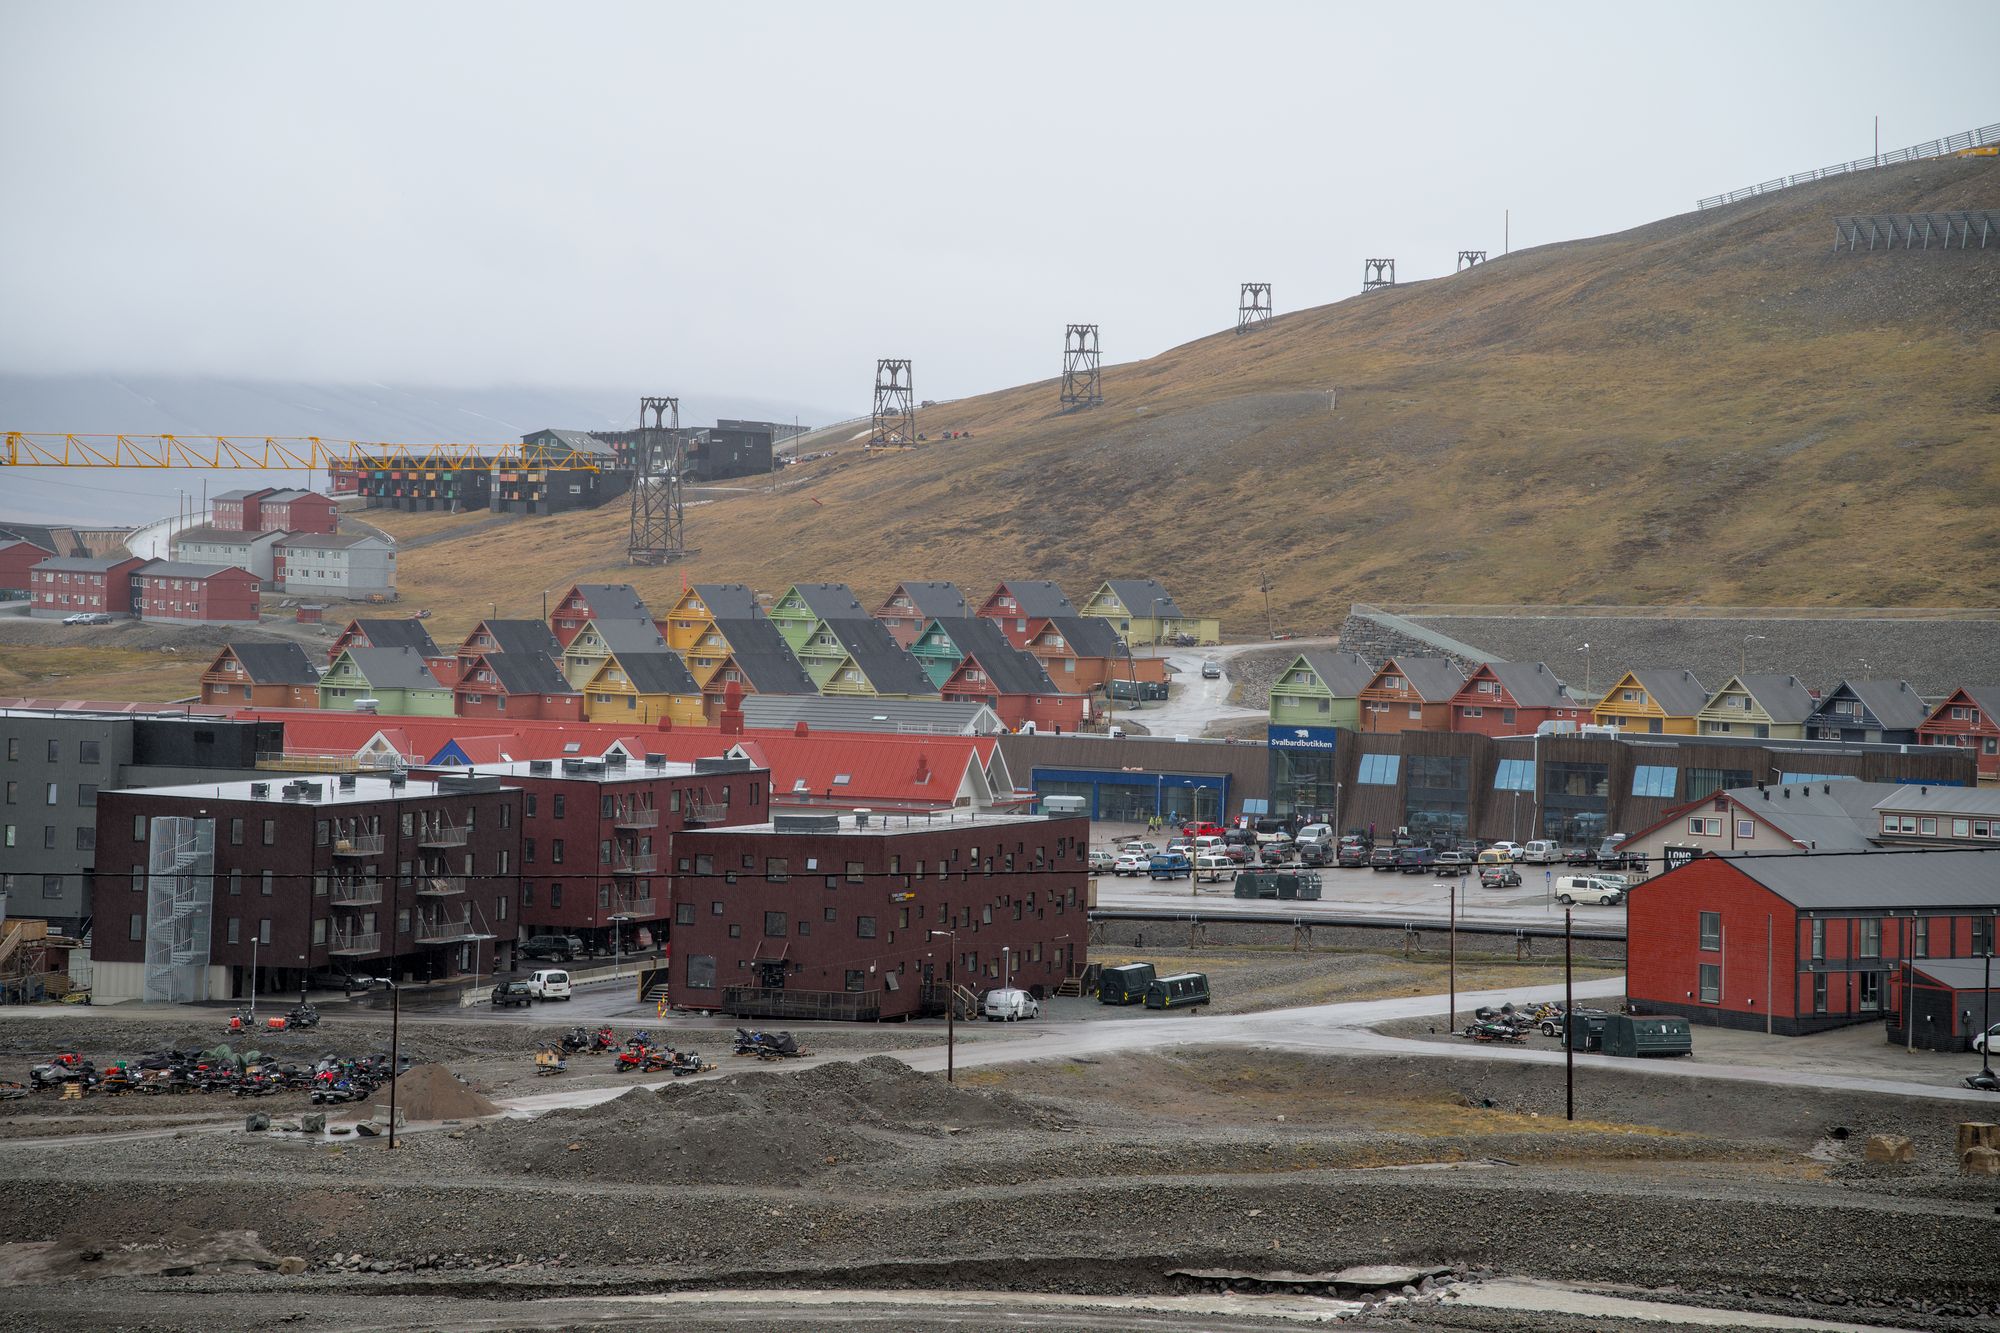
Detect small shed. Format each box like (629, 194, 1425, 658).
(1895, 957, 2000, 1053)
(295, 604, 327, 624)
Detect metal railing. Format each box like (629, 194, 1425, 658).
(329, 879, 383, 906)
(414, 875, 465, 898)
(612, 851, 658, 875)
(614, 806, 660, 829)
(614, 896, 656, 920)
(418, 822, 468, 848)
(1697, 122, 2000, 210)
(722, 986, 883, 1022)
(331, 833, 385, 857)
(414, 912, 480, 943)
(328, 930, 381, 955)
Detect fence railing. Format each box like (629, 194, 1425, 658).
(722, 985, 883, 1022)
(1698, 122, 2000, 209)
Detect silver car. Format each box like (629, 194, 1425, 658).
(983, 987, 1041, 1022)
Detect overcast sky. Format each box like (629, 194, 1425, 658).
(3, 1, 1997, 419)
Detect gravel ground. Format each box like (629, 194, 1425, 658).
(1403, 614, 2000, 700)
(1221, 644, 1315, 713)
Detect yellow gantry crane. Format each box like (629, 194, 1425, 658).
(0, 433, 601, 472)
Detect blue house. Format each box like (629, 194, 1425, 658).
(1807, 678, 1929, 745)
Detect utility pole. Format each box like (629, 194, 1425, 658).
(1564, 907, 1574, 1122)
(1260, 569, 1273, 639)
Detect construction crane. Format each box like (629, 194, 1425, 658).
(0, 433, 601, 472)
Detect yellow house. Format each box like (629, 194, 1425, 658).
(1079, 578, 1219, 647)
(560, 617, 668, 688)
(657, 583, 761, 655)
(580, 650, 706, 727)
(1591, 669, 1710, 735)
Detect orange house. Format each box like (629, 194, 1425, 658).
(1021, 615, 1165, 694)
(1358, 656, 1467, 733)
(200, 642, 321, 708)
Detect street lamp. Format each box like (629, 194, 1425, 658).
(928, 929, 957, 1083)
(1577, 642, 1591, 697)
(1981, 945, 1995, 1082)
(1001, 946, 1012, 992)
(1436, 879, 1459, 1034)
(368, 975, 401, 1150)
(1740, 634, 1767, 678)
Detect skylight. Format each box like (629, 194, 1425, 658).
(832, 774, 851, 786)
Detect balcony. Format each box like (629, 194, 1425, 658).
(414, 911, 485, 944)
(418, 823, 468, 849)
(611, 896, 656, 920)
(612, 852, 658, 876)
(331, 833, 385, 857)
(615, 806, 660, 830)
(329, 879, 383, 907)
(414, 875, 465, 898)
(327, 930, 381, 956)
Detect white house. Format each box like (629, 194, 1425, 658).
(276, 533, 397, 597)
(170, 525, 288, 585)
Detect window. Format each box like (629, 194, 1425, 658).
(524, 792, 537, 817)
(79, 740, 101, 764)
(44, 783, 57, 805)
(312, 919, 326, 945)
(261, 870, 274, 895)
(75, 826, 93, 851)
(1857, 919, 1881, 959)
(1973, 917, 1995, 955)
(1493, 759, 1535, 791)
(129, 912, 144, 941)
(857, 915, 877, 939)
(1686, 768, 1753, 801)
(764, 911, 787, 937)
(550, 883, 563, 908)
(227, 917, 240, 944)
(46, 739, 60, 762)
(676, 903, 695, 925)
(1858, 972, 1881, 1013)
(1698, 912, 1721, 950)
(228, 869, 241, 896)
(825, 907, 838, 923)
(1356, 754, 1400, 785)
(258, 919, 271, 945)
(1688, 817, 1722, 836)
(521, 882, 534, 906)
(1630, 766, 1677, 798)
(1501, 708, 1515, 724)
(1913, 917, 1929, 958)
(1812, 972, 1827, 1014)
(552, 793, 565, 819)
(1697, 963, 1721, 1004)
(1735, 819, 1754, 840)
(727, 923, 742, 938)
(685, 954, 716, 989)
(262, 818, 276, 845)
(551, 838, 564, 864)
(846, 860, 865, 884)
(766, 857, 789, 882)
(229, 817, 243, 845)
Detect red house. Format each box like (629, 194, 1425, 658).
(977, 580, 1078, 649)
(1358, 656, 1466, 734)
(453, 652, 584, 722)
(255, 488, 339, 535)
(132, 562, 262, 624)
(873, 581, 971, 647)
(210, 487, 276, 533)
(549, 582, 654, 647)
(0, 538, 55, 595)
(328, 618, 451, 681)
(1918, 686, 2000, 783)
(1448, 661, 1587, 737)
(1627, 848, 2000, 1040)
(940, 648, 1088, 734)
(29, 555, 147, 617)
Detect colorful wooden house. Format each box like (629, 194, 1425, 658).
(560, 617, 670, 688)
(454, 651, 584, 721)
(1696, 674, 1816, 740)
(580, 650, 706, 726)
(1590, 669, 1710, 735)
(326, 617, 445, 673)
(1019, 614, 1165, 693)
(1079, 578, 1219, 647)
(811, 618, 939, 699)
(699, 616, 823, 720)
(548, 582, 655, 646)
(200, 642, 322, 709)
(318, 646, 453, 716)
(769, 583, 872, 650)
(977, 580, 1078, 648)
(1806, 678, 1929, 745)
(1358, 656, 1467, 734)
(934, 620, 1084, 732)
(658, 583, 761, 655)
(872, 581, 971, 647)
(1267, 649, 1378, 733)
(1917, 686, 2000, 782)
(456, 619, 565, 681)
(1447, 661, 1585, 737)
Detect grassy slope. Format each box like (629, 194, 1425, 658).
(0, 646, 204, 702)
(387, 157, 2000, 636)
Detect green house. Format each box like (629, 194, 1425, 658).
(1696, 673, 1816, 740)
(910, 617, 974, 687)
(769, 583, 870, 650)
(791, 617, 854, 688)
(810, 619, 940, 699)
(1268, 649, 1378, 732)
(318, 646, 453, 716)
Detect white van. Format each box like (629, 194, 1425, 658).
(1192, 834, 1224, 854)
(1553, 875, 1624, 906)
(1194, 853, 1236, 883)
(1295, 823, 1333, 851)
(1521, 840, 1562, 864)
(982, 987, 1040, 1021)
(526, 968, 573, 1000)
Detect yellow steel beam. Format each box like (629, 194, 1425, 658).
(1, 433, 603, 471)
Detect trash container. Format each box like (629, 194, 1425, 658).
(1603, 1014, 1693, 1058)
(1565, 1009, 1608, 1052)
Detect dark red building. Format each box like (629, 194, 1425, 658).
(210, 487, 276, 533)
(131, 562, 262, 625)
(416, 753, 768, 953)
(453, 652, 584, 722)
(30, 555, 147, 617)
(0, 537, 55, 595)
(1627, 848, 2000, 1040)
(550, 582, 655, 647)
(92, 770, 523, 1002)
(255, 489, 339, 535)
(669, 810, 1091, 1021)
(1447, 661, 1587, 737)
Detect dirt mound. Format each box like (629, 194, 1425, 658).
(500, 1056, 1057, 1184)
(370, 1063, 500, 1122)
(0, 1227, 286, 1283)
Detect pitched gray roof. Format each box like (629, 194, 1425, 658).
(614, 651, 702, 696)
(1729, 673, 1817, 725)
(221, 641, 320, 686)
(260, 489, 320, 504)
(788, 583, 870, 621)
(1481, 661, 1574, 710)
(1909, 957, 2000, 992)
(276, 533, 389, 551)
(172, 525, 285, 547)
(473, 651, 577, 696)
(929, 618, 1057, 694)
(347, 619, 441, 656)
(470, 620, 564, 658)
(135, 561, 246, 580)
(342, 646, 444, 692)
(1294, 649, 1378, 698)
(995, 580, 1075, 618)
(827, 618, 938, 696)
(1952, 686, 2000, 724)
(571, 584, 654, 622)
(1102, 579, 1184, 620)
(587, 618, 670, 654)
(738, 696, 1004, 736)
(711, 616, 818, 694)
(693, 584, 762, 619)
(33, 555, 141, 573)
(1835, 678, 1930, 731)
(1713, 780, 1899, 852)
(1628, 668, 1711, 718)
(1872, 785, 2000, 818)
(1043, 614, 1125, 659)
(1383, 656, 1467, 702)
(529, 428, 610, 453)
(884, 581, 970, 618)
(210, 488, 273, 504)
(1672, 848, 2000, 912)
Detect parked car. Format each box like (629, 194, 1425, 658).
(1336, 843, 1371, 868)
(1201, 661, 1221, 679)
(490, 979, 534, 1008)
(1259, 838, 1295, 866)
(519, 934, 587, 963)
(1294, 823, 1333, 852)
(1395, 845, 1438, 874)
(1435, 849, 1474, 869)
(1148, 851, 1192, 880)
(1973, 1023, 2000, 1055)
(1182, 822, 1226, 839)
(525, 968, 573, 1000)
(1487, 841, 1524, 862)
(1479, 864, 1523, 889)
(1222, 843, 1255, 865)
(982, 987, 1041, 1022)
(1521, 840, 1562, 864)
(1112, 853, 1147, 876)
(1553, 874, 1625, 906)
(1368, 846, 1400, 871)
(1088, 850, 1116, 873)
(1193, 853, 1236, 883)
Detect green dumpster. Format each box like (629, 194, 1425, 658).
(1602, 1014, 1693, 1058)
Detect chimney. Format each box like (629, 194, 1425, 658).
(794, 720, 809, 737)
